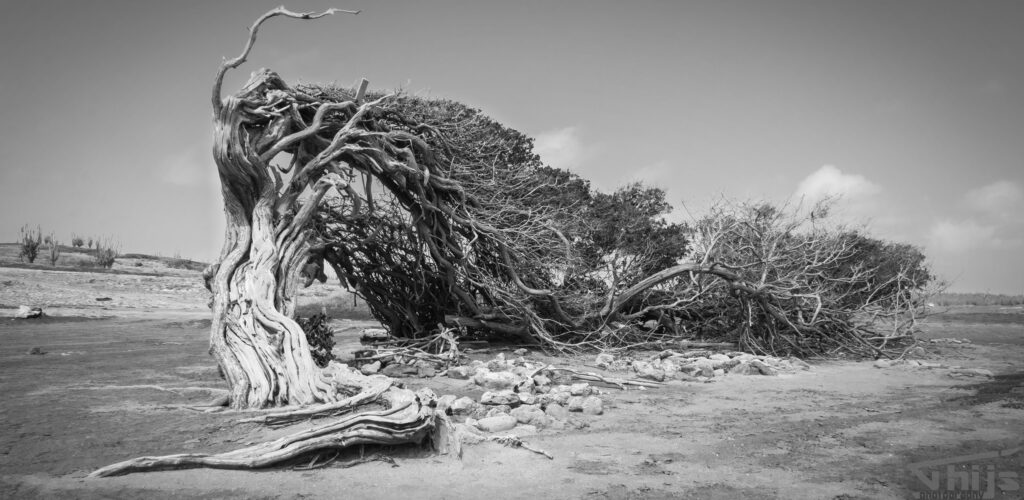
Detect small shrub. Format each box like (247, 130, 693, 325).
(71, 234, 84, 248)
(18, 225, 42, 263)
(43, 235, 52, 245)
(93, 238, 120, 269)
(297, 312, 335, 367)
(46, 234, 61, 266)
(87, 238, 94, 249)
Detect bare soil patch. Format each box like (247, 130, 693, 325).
(1, 268, 1022, 499)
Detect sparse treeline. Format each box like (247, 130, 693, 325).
(15, 225, 118, 268)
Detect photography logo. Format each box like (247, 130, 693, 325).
(908, 447, 1021, 499)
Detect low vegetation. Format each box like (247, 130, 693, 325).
(18, 225, 42, 264)
(45, 233, 60, 266)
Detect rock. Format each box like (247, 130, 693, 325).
(485, 405, 512, 417)
(908, 346, 927, 358)
(569, 383, 592, 397)
(728, 362, 755, 375)
(567, 396, 585, 412)
(417, 365, 437, 378)
(632, 361, 666, 382)
(487, 357, 510, 372)
(359, 361, 381, 375)
(749, 359, 777, 376)
(510, 405, 549, 427)
(27, 347, 45, 355)
(549, 390, 571, 406)
(477, 371, 520, 390)
(480, 390, 520, 406)
(595, 353, 615, 368)
(581, 396, 603, 415)
(709, 353, 731, 362)
(475, 415, 518, 433)
(713, 369, 725, 377)
(469, 405, 491, 420)
(436, 394, 457, 413)
(449, 397, 477, 415)
(642, 319, 659, 330)
(447, 366, 472, 379)
(545, 402, 570, 420)
(518, 392, 537, 405)
(360, 328, 389, 341)
(873, 359, 892, 369)
(512, 348, 528, 356)
(788, 357, 812, 371)
(14, 306, 43, 319)
(381, 363, 418, 378)
(532, 374, 551, 387)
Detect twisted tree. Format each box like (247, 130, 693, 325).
(93, 4, 933, 477)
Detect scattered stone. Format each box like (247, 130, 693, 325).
(475, 415, 518, 433)
(544, 402, 570, 420)
(873, 359, 893, 369)
(512, 348, 528, 356)
(518, 393, 538, 405)
(450, 396, 477, 415)
(569, 383, 592, 397)
(381, 363, 418, 378)
(515, 424, 539, 435)
(713, 369, 725, 377)
(487, 358, 509, 372)
(360, 328, 389, 341)
(27, 347, 45, 355)
(788, 357, 812, 370)
(359, 361, 381, 375)
(532, 374, 551, 387)
(436, 394, 457, 413)
(476, 370, 519, 390)
(642, 319, 659, 330)
(95, 297, 112, 302)
(485, 405, 512, 417)
(447, 366, 473, 379)
(14, 306, 43, 319)
(908, 346, 927, 358)
(549, 390, 571, 406)
(632, 361, 666, 382)
(510, 405, 549, 427)
(595, 353, 615, 368)
(580, 396, 604, 415)
(480, 390, 520, 406)
(567, 396, 585, 412)
(728, 362, 755, 375)
(417, 365, 437, 378)
(749, 359, 777, 376)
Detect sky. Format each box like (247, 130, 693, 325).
(1, 0, 1022, 294)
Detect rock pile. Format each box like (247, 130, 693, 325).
(595, 351, 811, 381)
(442, 353, 606, 434)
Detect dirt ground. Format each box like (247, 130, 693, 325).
(1, 263, 1022, 499)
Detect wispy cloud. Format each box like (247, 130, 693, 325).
(794, 165, 880, 204)
(929, 180, 1024, 254)
(963, 180, 1023, 219)
(534, 126, 584, 170)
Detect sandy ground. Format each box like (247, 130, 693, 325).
(0, 264, 1022, 499)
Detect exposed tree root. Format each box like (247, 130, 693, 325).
(90, 364, 441, 478)
(551, 367, 662, 389)
(488, 435, 554, 460)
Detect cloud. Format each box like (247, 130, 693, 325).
(928, 218, 1023, 254)
(534, 126, 584, 169)
(794, 165, 880, 204)
(963, 180, 1023, 219)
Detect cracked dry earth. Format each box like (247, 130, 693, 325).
(1, 264, 1022, 499)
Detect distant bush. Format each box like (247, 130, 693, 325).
(71, 234, 84, 248)
(167, 258, 207, 272)
(45, 234, 61, 266)
(87, 238, 94, 249)
(18, 225, 42, 263)
(93, 238, 119, 269)
(297, 312, 335, 368)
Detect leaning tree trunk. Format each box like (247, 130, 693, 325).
(207, 87, 338, 409)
